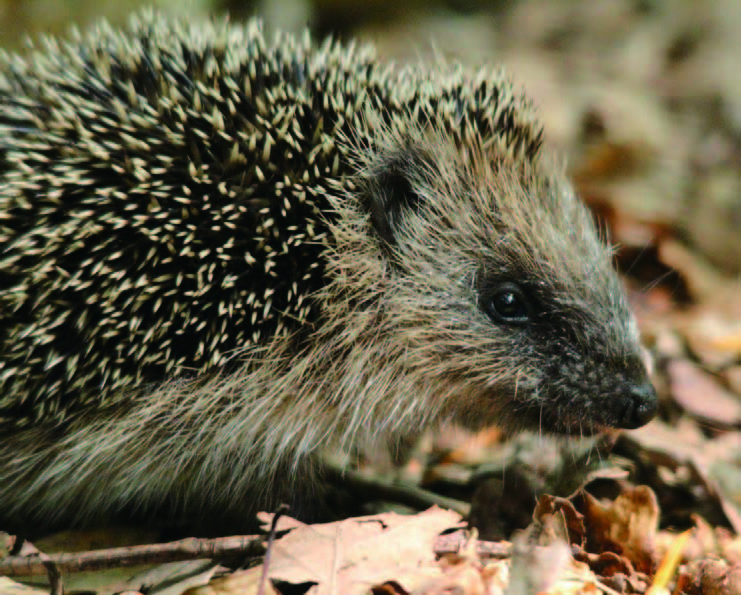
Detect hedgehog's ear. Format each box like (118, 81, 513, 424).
(362, 155, 425, 247)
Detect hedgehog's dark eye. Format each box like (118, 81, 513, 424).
(485, 283, 530, 324)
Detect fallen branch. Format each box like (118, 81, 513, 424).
(0, 534, 265, 577)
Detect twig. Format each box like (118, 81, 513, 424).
(326, 465, 471, 517)
(0, 534, 265, 577)
(40, 554, 63, 595)
(258, 504, 289, 595)
(434, 530, 512, 559)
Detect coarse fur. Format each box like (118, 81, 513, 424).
(0, 12, 656, 528)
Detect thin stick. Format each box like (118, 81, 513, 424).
(258, 504, 290, 595)
(0, 535, 265, 577)
(326, 465, 471, 517)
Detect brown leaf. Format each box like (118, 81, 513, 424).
(725, 366, 741, 396)
(685, 560, 741, 595)
(667, 359, 741, 427)
(659, 240, 741, 323)
(576, 486, 659, 574)
(681, 309, 741, 369)
(533, 495, 587, 548)
(506, 540, 573, 595)
(256, 507, 464, 595)
(184, 566, 268, 595)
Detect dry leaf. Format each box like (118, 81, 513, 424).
(667, 360, 741, 427)
(254, 507, 464, 595)
(577, 486, 659, 575)
(184, 566, 269, 595)
(685, 559, 741, 595)
(0, 578, 50, 594)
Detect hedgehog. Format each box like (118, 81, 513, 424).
(0, 11, 657, 529)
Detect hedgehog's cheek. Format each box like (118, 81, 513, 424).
(444, 382, 516, 431)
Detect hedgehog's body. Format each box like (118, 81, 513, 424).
(0, 13, 656, 528)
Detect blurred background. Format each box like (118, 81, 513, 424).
(0, 0, 739, 281)
(1, 0, 739, 554)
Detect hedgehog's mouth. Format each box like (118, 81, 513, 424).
(514, 405, 608, 437)
(515, 383, 657, 436)
(553, 418, 610, 437)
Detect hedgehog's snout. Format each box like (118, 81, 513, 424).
(614, 378, 657, 430)
(609, 349, 658, 430)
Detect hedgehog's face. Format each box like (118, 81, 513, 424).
(356, 133, 657, 436)
(469, 261, 657, 435)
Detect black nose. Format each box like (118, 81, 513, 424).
(617, 381, 658, 429)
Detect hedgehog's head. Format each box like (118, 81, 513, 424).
(344, 121, 656, 436)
